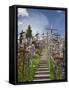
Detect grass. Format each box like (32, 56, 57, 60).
(56, 66, 60, 80)
(28, 54, 40, 81)
(18, 54, 40, 82)
(49, 58, 54, 80)
(48, 57, 61, 80)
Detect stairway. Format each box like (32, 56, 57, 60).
(33, 60, 50, 81)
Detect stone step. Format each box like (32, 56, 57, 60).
(33, 78, 50, 81)
(34, 74, 50, 77)
(35, 71, 50, 74)
(34, 75, 50, 79)
(38, 66, 49, 68)
(33, 56, 50, 81)
(39, 63, 48, 65)
(39, 61, 48, 63)
(39, 62, 48, 64)
(38, 67, 49, 69)
(36, 70, 50, 73)
(39, 64, 48, 66)
(37, 68, 49, 71)
(39, 62, 48, 63)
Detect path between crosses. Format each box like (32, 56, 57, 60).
(33, 47, 50, 81)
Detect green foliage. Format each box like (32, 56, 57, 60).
(49, 58, 61, 80)
(28, 54, 40, 81)
(49, 59, 54, 80)
(26, 25, 32, 39)
(56, 66, 60, 80)
(18, 53, 40, 82)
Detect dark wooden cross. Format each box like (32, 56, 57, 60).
(35, 33, 39, 40)
(46, 25, 57, 35)
(19, 30, 25, 44)
(52, 33, 60, 42)
(35, 33, 39, 36)
(46, 25, 57, 57)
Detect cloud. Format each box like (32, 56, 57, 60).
(18, 8, 29, 16)
(18, 11, 49, 36)
(56, 10, 63, 13)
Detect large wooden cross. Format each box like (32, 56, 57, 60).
(46, 25, 57, 57)
(46, 25, 57, 35)
(52, 33, 60, 39)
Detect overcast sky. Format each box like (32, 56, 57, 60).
(18, 8, 65, 37)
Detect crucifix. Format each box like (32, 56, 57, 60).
(52, 33, 60, 54)
(46, 24, 57, 57)
(46, 25, 57, 35)
(52, 33, 60, 40)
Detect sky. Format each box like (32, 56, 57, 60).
(18, 8, 65, 37)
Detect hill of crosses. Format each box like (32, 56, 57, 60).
(17, 8, 65, 82)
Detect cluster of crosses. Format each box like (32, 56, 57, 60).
(18, 25, 46, 79)
(18, 25, 65, 80)
(46, 25, 65, 79)
(18, 25, 45, 58)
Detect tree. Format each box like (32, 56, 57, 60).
(26, 25, 32, 39)
(20, 30, 23, 44)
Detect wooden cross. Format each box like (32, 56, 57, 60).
(18, 30, 25, 44)
(46, 25, 57, 35)
(52, 33, 60, 39)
